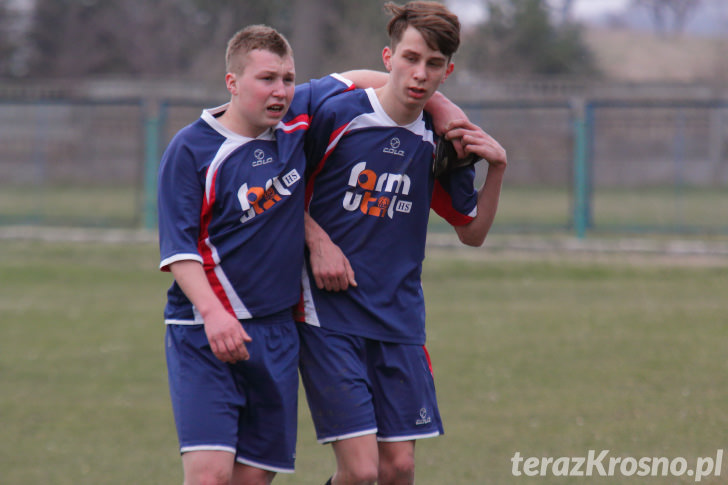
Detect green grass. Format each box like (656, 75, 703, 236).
(0, 185, 141, 227)
(1, 241, 727, 484)
(3, 184, 728, 235)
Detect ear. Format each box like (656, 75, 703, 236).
(225, 73, 237, 95)
(382, 46, 393, 72)
(441, 61, 454, 84)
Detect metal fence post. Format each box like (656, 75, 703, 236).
(142, 100, 162, 230)
(571, 98, 589, 239)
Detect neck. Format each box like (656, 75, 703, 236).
(218, 103, 267, 138)
(374, 85, 422, 126)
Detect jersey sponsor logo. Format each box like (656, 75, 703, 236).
(237, 169, 300, 223)
(342, 161, 412, 219)
(251, 148, 274, 167)
(383, 137, 405, 156)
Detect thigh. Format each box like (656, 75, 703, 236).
(332, 434, 379, 483)
(298, 324, 377, 443)
(368, 343, 444, 441)
(234, 314, 300, 473)
(166, 324, 241, 454)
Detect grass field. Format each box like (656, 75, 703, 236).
(1, 239, 727, 484)
(4, 184, 728, 237)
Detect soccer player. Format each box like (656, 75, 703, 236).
(297, 2, 507, 485)
(157, 23, 469, 485)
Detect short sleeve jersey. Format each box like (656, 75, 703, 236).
(299, 87, 478, 345)
(158, 74, 354, 323)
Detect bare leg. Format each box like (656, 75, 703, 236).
(232, 462, 275, 485)
(378, 440, 416, 485)
(330, 434, 379, 485)
(182, 450, 235, 485)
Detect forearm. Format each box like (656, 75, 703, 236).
(169, 260, 227, 319)
(305, 211, 332, 253)
(340, 69, 388, 89)
(455, 164, 506, 247)
(304, 211, 357, 290)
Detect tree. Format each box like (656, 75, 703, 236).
(24, 0, 293, 80)
(632, 0, 702, 35)
(460, 0, 597, 77)
(21, 0, 386, 81)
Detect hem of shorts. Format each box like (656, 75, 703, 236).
(377, 430, 442, 442)
(180, 444, 236, 454)
(236, 455, 294, 474)
(318, 427, 378, 444)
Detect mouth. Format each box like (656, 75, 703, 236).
(407, 86, 427, 99)
(267, 103, 286, 115)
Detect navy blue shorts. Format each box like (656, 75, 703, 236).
(298, 323, 444, 444)
(165, 311, 299, 473)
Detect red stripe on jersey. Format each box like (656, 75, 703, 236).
(305, 122, 350, 209)
(430, 179, 474, 226)
(423, 345, 434, 375)
(197, 168, 236, 316)
(281, 113, 311, 133)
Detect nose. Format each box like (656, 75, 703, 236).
(272, 79, 286, 97)
(413, 61, 426, 82)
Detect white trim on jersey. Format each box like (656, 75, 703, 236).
(300, 265, 320, 327)
(331, 72, 355, 89)
(201, 105, 277, 144)
(213, 264, 252, 320)
(322, 88, 434, 159)
(159, 252, 204, 270)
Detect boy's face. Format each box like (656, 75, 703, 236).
(226, 49, 295, 137)
(383, 26, 454, 112)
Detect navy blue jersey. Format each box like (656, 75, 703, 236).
(158, 74, 354, 323)
(299, 88, 478, 344)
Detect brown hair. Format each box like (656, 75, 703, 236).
(383, 1, 460, 58)
(225, 25, 293, 74)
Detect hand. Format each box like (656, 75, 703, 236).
(426, 91, 468, 137)
(309, 237, 357, 292)
(202, 307, 252, 363)
(444, 119, 507, 169)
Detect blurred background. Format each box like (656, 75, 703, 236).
(1, 0, 727, 241)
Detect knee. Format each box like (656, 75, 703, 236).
(184, 469, 231, 485)
(335, 463, 378, 485)
(379, 453, 415, 483)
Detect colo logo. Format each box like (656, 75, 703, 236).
(237, 169, 301, 223)
(251, 148, 274, 167)
(416, 407, 432, 426)
(383, 137, 405, 156)
(342, 161, 412, 219)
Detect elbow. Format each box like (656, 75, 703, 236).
(457, 232, 486, 247)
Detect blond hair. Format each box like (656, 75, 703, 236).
(225, 24, 293, 74)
